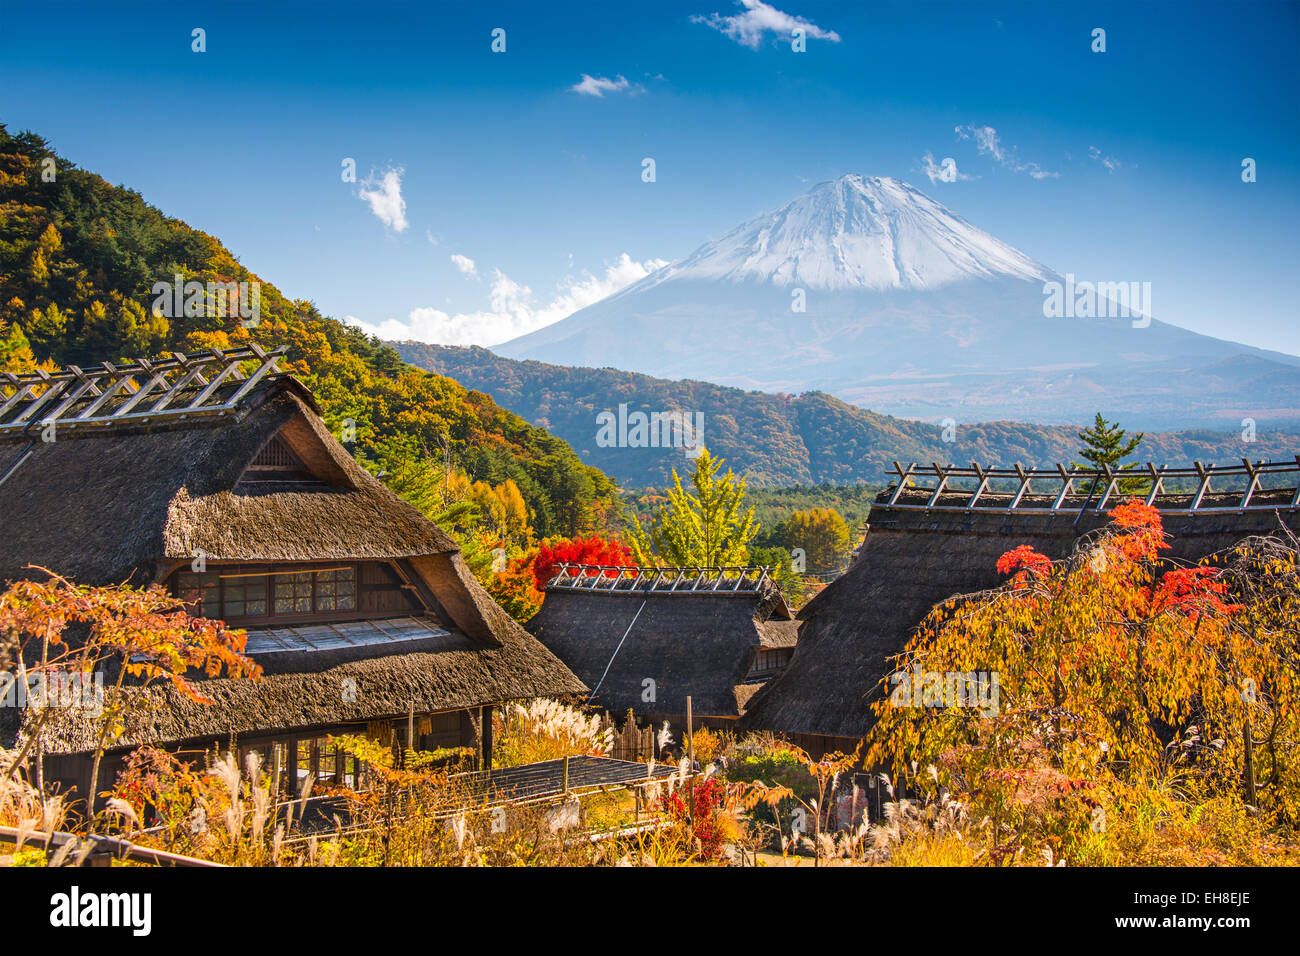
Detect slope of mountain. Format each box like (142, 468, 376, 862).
(497, 174, 1300, 430)
(398, 343, 1300, 488)
(0, 124, 618, 538)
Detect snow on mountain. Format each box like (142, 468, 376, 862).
(496, 174, 1300, 429)
(635, 174, 1051, 292)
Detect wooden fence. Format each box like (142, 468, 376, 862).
(603, 710, 660, 763)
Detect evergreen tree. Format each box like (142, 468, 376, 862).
(627, 447, 758, 567)
(748, 545, 805, 603)
(1076, 413, 1143, 469)
(1075, 412, 1145, 493)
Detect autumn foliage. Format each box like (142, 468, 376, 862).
(0, 570, 259, 818)
(531, 535, 635, 591)
(865, 499, 1300, 863)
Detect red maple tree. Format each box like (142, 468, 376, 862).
(531, 536, 635, 591)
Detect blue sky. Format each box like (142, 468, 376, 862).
(2, 0, 1298, 353)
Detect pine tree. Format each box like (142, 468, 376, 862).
(1076, 412, 1145, 493)
(627, 447, 758, 567)
(1076, 413, 1143, 469)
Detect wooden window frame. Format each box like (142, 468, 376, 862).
(173, 561, 420, 626)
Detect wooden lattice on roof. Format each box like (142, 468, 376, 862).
(886, 458, 1300, 514)
(547, 564, 770, 594)
(0, 343, 288, 435)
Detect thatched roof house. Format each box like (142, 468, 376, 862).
(525, 565, 798, 729)
(741, 460, 1300, 753)
(0, 345, 584, 803)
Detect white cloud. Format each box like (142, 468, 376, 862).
(570, 74, 639, 97)
(954, 124, 1059, 180)
(358, 167, 409, 232)
(692, 0, 841, 50)
(920, 152, 974, 183)
(450, 254, 478, 277)
(1088, 146, 1124, 173)
(347, 253, 670, 347)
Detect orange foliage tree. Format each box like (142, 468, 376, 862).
(0, 569, 260, 810)
(865, 500, 1300, 859)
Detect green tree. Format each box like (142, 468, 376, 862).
(748, 545, 805, 603)
(779, 507, 852, 575)
(1075, 412, 1143, 470)
(1076, 412, 1145, 493)
(627, 447, 758, 567)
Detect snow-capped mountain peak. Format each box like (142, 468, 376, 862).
(495, 172, 1297, 430)
(641, 173, 1051, 292)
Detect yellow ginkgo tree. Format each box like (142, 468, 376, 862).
(627, 447, 757, 568)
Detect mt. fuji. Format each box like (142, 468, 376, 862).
(633, 175, 1049, 292)
(496, 175, 1300, 429)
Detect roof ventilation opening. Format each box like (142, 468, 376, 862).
(238, 433, 328, 488)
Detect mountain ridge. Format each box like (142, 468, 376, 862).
(497, 173, 1300, 430)
(398, 342, 1300, 489)
(0, 124, 620, 540)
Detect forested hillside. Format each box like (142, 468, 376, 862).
(399, 343, 1300, 487)
(0, 125, 618, 543)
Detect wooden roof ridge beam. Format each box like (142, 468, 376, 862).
(1007, 462, 1031, 511)
(0, 344, 287, 389)
(109, 357, 173, 418)
(11, 375, 72, 424)
(0, 345, 292, 430)
(1144, 463, 1167, 506)
(887, 461, 915, 506)
(924, 461, 950, 510)
(1049, 463, 1075, 512)
(1094, 464, 1118, 511)
(221, 342, 285, 409)
(966, 461, 991, 511)
(148, 353, 214, 414)
(1189, 461, 1212, 511)
(1239, 458, 1260, 510)
(75, 362, 142, 420)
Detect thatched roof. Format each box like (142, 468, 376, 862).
(755, 619, 799, 649)
(15, 601, 587, 757)
(741, 487, 1300, 739)
(0, 377, 456, 586)
(0, 358, 586, 754)
(526, 575, 793, 719)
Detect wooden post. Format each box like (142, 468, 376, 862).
(480, 705, 493, 777)
(272, 743, 281, 798)
(686, 696, 694, 826)
(407, 701, 415, 756)
(562, 755, 570, 793)
(686, 696, 695, 768)
(1244, 718, 1257, 805)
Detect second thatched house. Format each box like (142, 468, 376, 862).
(525, 565, 798, 734)
(740, 460, 1300, 755)
(0, 345, 585, 806)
